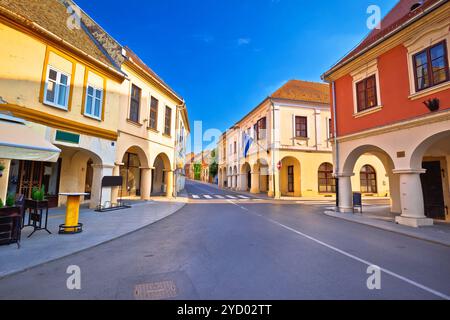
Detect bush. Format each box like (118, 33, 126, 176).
(32, 185, 46, 201)
(5, 194, 15, 207)
(0, 199, 3, 208)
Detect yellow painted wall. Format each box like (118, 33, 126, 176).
(0, 22, 121, 133)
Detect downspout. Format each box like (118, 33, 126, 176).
(173, 102, 186, 198)
(331, 81, 339, 209)
(271, 99, 276, 199)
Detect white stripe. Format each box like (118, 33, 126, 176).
(238, 195, 250, 199)
(215, 195, 225, 199)
(203, 195, 213, 199)
(192, 195, 200, 199)
(226, 195, 237, 199)
(266, 216, 450, 300)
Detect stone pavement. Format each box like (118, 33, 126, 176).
(0, 193, 188, 279)
(324, 209, 450, 247)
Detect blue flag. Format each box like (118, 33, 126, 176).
(243, 132, 253, 158)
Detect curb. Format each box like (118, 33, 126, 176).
(0, 199, 188, 280)
(324, 210, 450, 247)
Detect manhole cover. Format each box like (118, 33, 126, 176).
(134, 281, 178, 300)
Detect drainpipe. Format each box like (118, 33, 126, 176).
(271, 99, 276, 198)
(173, 102, 186, 198)
(331, 81, 339, 209)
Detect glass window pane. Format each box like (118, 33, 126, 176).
(60, 74, 68, 85)
(86, 95, 93, 114)
(430, 44, 444, 60)
(87, 86, 94, 96)
(95, 89, 102, 99)
(415, 52, 428, 67)
(433, 69, 447, 84)
(49, 69, 58, 81)
(432, 56, 445, 70)
(45, 81, 55, 102)
(94, 98, 101, 117)
(57, 84, 67, 106)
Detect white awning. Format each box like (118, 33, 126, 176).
(0, 114, 61, 162)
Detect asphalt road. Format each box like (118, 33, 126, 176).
(0, 180, 449, 300)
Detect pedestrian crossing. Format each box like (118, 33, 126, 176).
(189, 194, 255, 200)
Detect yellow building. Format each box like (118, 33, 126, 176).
(0, 0, 190, 209)
(0, 0, 125, 209)
(114, 47, 190, 200)
(218, 80, 389, 198)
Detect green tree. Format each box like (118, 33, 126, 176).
(193, 163, 202, 181)
(209, 161, 218, 179)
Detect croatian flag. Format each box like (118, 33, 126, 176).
(243, 132, 253, 158)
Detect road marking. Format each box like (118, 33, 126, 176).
(215, 195, 225, 199)
(226, 195, 237, 199)
(237, 195, 250, 199)
(192, 195, 200, 199)
(241, 209, 450, 300)
(203, 195, 213, 199)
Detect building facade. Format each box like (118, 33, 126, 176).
(322, 0, 450, 226)
(0, 0, 125, 209)
(218, 80, 389, 198)
(0, 0, 190, 208)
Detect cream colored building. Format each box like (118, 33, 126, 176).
(113, 47, 189, 200)
(218, 80, 389, 198)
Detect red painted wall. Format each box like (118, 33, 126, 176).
(333, 44, 450, 137)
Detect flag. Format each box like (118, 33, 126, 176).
(243, 132, 253, 158)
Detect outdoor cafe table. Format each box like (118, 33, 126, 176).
(58, 193, 88, 234)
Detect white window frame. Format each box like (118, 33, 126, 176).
(84, 84, 103, 120)
(405, 23, 450, 99)
(351, 60, 382, 116)
(43, 66, 71, 110)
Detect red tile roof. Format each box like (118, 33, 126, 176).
(324, 0, 447, 77)
(270, 80, 330, 104)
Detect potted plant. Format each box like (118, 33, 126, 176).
(0, 194, 21, 247)
(25, 185, 48, 210)
(424, 98, 440, 112)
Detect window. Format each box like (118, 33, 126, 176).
(234, 141, 237, 154)
(356, 75, 378, 112)
(257, 117, 267, 140)
(288, 166, 294, 193)
(318, 163, 335, 193)
(328, 118, 333, 139)
(295, 116, 308, 138)
(164, 106, 172, 136)
(413, 41, 449, 91)
(44, 66, 70, 109)
(360, 165, 377, 194)
(129, 84, 141, 123)
(149, 96, 159, 130)
(84, 85, 103, 119)
(253, 123, 258, 140)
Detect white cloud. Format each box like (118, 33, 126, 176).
(237, 38, 251, 46)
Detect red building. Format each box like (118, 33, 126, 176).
(322, 0, 450, 227)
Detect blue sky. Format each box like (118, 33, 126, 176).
(76, 0, 397, 149)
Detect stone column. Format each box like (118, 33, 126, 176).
(91, 164, 114, 209)
(388, 172, 401, 214)
(250, 172, 260, 194)
(111, 164, 121, 204)
(337, 173, 354, 213)
(394, 169, 433, 227)
(140, 168, 153, 200)
(166, 170, 174, 198)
